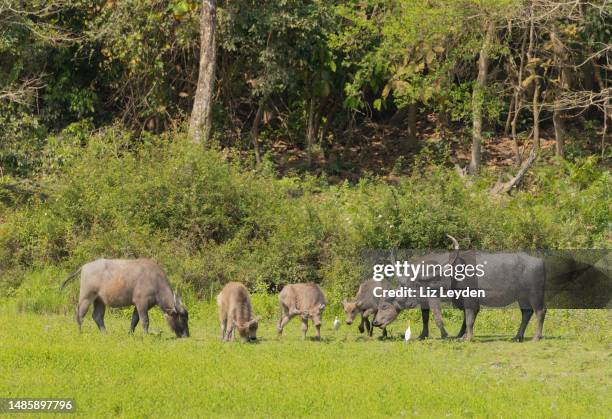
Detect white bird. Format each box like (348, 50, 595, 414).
(333, 316, 341, 332)
(404, 320, 411, 342)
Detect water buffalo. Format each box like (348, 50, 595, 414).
(216, 282, 260, 342)
(343, 279, 391, 338)
(60, 258, 189, 337)
(373, 291, 449, 340)
(278, 283, 327, 340)
(374, 236, 547, 342)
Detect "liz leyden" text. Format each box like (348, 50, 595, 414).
(373, 286, 485, 299)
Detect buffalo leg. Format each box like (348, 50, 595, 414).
(358, 314, 365, 334)
(92, 299, 107, 333)
(220, 317, 227, 341)
(381, 327, 388, 339)
(463, 308, 479, 341)
(301, 318, 309, 340)
(532, 307, 546, 342)
(136, 306, 149, 334)
(456, 314, 467, 339)
(277, 305, 294, 336)
(277, 313, 294, 336)
(418, 308, 430, 339)
(129, 308, 139, 333)
(514, 308, 533, 342)
(313, 317, 322, 341)
(225, 322, 235, 341)
(430, 299, 448, 339)
(277, 315, 293, 335)
(76, 298, 93, 332)
(364, 316, 373, 337)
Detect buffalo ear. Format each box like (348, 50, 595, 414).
(342, 299, 348, 308)
(392, 300, 402, 310)
(249, 316, 261, 326)
(175, 288, 183, 309)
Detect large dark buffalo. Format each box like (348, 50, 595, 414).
(60, 258, 189, 337)
(374, 236, 547, 342)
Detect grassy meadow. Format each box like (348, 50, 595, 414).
(0, 132, 609, 418)
(1, 300, 610, 418)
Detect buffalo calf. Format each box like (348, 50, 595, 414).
(278, 283, 327, 340)
(217, 282, 260, 342)
(343, 279, 391, 338)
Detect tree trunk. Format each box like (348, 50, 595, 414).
(407, 102, 417, 145)
(188, 0, 217, 144)
(469, 21, 495, 174)
(553, 105, 564, 157)
(597, 69, 609, 158)
(306, 96, 317, 167)
(510, 31, 528, 165)
(250, 97, 266, 166)
(504, 95, 515, 136)
(551, 27, 568, 158)
(527, 2, 540, 151)
(389, 103, 417, 145)
(532, 78, 541, 151)
(603, 98, 609, 159)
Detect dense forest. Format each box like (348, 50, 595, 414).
(0, 1, 610, 304)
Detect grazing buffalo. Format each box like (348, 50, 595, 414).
(374, 236, 547, 342)
(343, 279, 391, 338)
(60, 258, 189, 337)
(216, 282, 260, 342)
(373, 289, 449, 340)
(278, 283, 327, 340)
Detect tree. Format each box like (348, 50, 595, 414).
(189, 0, 217, 144)
(469, 20, 496, 174)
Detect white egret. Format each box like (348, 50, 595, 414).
(333, 316, 341, 332)
(404, 320, 411, 342)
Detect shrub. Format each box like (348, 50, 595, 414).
(0, 129, 609, 310)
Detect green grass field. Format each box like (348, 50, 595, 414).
(0, 303, 610, 418)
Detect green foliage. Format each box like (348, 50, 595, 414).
(0, 106, 46, 176)
(332, 0, 517, 125)
(0, 132, 608, 298)
(83, 0, 200, 124)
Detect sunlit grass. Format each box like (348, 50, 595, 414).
(0, 303, 610, 417)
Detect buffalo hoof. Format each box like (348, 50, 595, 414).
(417, 334, 428, 340)
(358, 325, 365, 334)
(513, 335, 524, 342)
(531, 335, 542, 342)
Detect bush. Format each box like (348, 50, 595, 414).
(0, 129, 609, 309)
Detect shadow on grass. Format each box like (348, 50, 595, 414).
(365, 333, 568, 343)
(475, 334, 567, 343)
